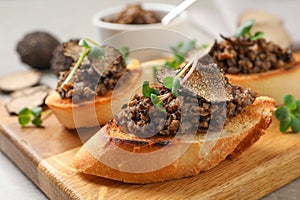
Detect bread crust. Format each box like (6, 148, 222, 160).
(72, 97, 274, 183)
(46, 90, 114, 129)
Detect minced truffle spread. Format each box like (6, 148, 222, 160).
(56, 45, 127, 103)
(209, 35, 294, 74)
(115, 70, 256, 137)
(102, 4, 161, 24)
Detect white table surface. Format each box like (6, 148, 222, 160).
(1, 0, 300, 199)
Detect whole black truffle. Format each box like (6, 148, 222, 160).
(16, 31, 60, 69)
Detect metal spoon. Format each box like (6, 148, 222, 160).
(162, 0, 197, 25)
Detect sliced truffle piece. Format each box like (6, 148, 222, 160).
(90, 45, 123, 76)
(63, 39, 86, 61)
(50, 39, 88, 75)
(5, 85, 51, 114)
(180, 63, 233, 102)
(156, 63, 233, 102)
(51, 39, 89, 76)
(50, 43, 73, 75)
(16, 31, 60, 69)
(0, 70, 41, 93)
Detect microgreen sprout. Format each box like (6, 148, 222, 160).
(18, 107, 43, 127)
(199, 43, 209, 49)
(60, 38, 104, 88)
(235, 19, 264, 40)
(275, 94, 300, 133)
(142, 81, 166, 112)
(164, 40, 196, 69)
(163, 76, 180, 97)
(142, 81, 159, 98)
(142, 54, 200, 112)
(164, 40, 209, 70)
(118, 46, 130, 64)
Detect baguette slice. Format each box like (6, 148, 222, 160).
(226, 53, 300, 105)
(136, 53, 300, 106)
(45, 67, 143, 129)
(46, 58, 170, 129)
(72, 96, 274, 183)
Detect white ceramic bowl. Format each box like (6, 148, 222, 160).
(92, 3, 187, 42)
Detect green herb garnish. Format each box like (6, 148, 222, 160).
(118, 46, 130, 64)
(163, 76, 174, 89)
(18, 107, 43, 127)
(142, 81, 170, 113)
(141, 86, 167, 113)
(199, 43, 209, 49)
(142, 81, 159, 98)
(142, 56, 198, 112)
(171, 77, 180, 97)
(163, 76, 180, 97)
(164, 40, 197, 69)
(164, 40, 209, 70)
(152, 66, 158, 80)
(235, 19, 264, 40)
(60, 38, 104, 88)
(275, 94, 300, 133)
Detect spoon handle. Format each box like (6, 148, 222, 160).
(162, 0, 197, 25)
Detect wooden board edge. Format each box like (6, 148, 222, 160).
(0, 131, 41, 190)
(0, 126, 81, 200)
(201, 143, 300, 199)
(37, 148, 81, 200)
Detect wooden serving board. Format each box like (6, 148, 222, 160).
(1, 102, 300, 200)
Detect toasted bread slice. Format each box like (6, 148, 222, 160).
(227, 53, 300, 105)
(72, 96, 274, 183)
(170, 53, 300, 105)
(133, 54, 300, 105)
(46, 67, 143, 129)
(46, 58, 171, 129)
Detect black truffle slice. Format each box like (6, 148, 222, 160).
(5, 85, 51, 115)
(156, 63, 233, 102)
(182, 63, 233, 102)
(50, 39, 88, 75)
(89, 45, 122, 76)
(50, 44, 73, 75)
(0, 70, 41, 93)
(63, 39, 85, 61)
